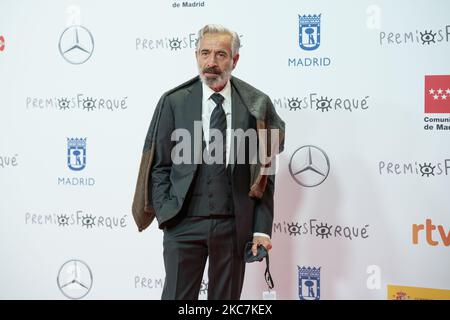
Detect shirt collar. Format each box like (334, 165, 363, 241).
(202, 79, 232, 104)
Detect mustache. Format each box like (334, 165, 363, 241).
(202, 67, 222, 75)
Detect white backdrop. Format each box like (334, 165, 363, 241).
(0, 0, 449, 300)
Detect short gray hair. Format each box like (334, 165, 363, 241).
(196, 24, 240, 56)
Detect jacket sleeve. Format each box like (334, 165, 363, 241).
(252, 97, 284, 237)
(151, 96, 175, 215)
(253, 173, 275, 237)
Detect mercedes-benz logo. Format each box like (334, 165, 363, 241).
(58, 25, 94, 64)
(289, 145, 330, 187)
(57, 259, 93, 299)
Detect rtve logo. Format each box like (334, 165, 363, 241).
(412, 219, 449, 247)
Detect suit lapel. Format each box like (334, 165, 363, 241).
(183, 80, 203, 166)
(230, 84, 249, 174)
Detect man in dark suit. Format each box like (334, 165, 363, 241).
(141, 24, 284, 300)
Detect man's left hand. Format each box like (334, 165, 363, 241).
(252, 236, 272, 256)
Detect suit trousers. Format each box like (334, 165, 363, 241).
(161, 216, 246, 300)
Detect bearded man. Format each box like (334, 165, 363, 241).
(132, 24, 285, 300)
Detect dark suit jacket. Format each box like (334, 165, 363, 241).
(132, 76, 285, 255)
(152, 77, 274, 252)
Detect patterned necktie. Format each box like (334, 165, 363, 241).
(209, 93, 226, 166)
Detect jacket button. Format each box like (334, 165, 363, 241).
(209, 204, 215, 210)
(208, 193, 213, 198)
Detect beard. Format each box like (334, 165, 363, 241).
(198, 61, 233, 89)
